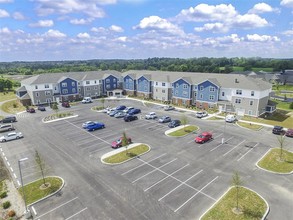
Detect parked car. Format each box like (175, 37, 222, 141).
(0, 116, 17, 123)
(225, 114, 237, 123)
(272, 126, 285, 135)
(164, 105, 175, 111)
(26, 108, 35, 113)
(123, 107, 134, 113)
(82, 121, 95, 128)
(285, 128, 293, 137)
(81, 97, 92, 104)
(111, 137, 132, 149)
(145, 112, 157, 120)
(158, 116, 171, 123)
(195, 132, 213, 143)
(196, 111, 208, 118)
(128, 108, 141, 114)
(114, 112, 127, 118)
(168, 120, 181, 128)
(86, 122, 105, 131)
(62, 102, 70, 108)
(0, 124, 15, 133)
(109, 110, 122, 117)
(0, 132, 23, 142)
(37, 105, 46, 111)
(116, 105, 126, 110)
(124, 114, 138, 122)
(101, 107, 111, 113)
(107, 108, 116, 115)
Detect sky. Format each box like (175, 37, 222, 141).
(0, 0, 293, 62)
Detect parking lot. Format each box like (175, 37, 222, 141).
(1, 98, 293, 220)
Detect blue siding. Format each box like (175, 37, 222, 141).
(59, 78, 78, 95)
(103, 75, 118, 92)
(124, 75, 136, 91)
(137, 76, 150, 93)
(196, 80, 219, 103)
(172, 79, 192, 99)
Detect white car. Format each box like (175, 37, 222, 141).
(123, 107, 134, 113)
(81, 97, 92, 104)
(0, 132, 23, 142)
(225, 114, 237, 123)
(196, 111, 208, 118)
(101, 107, 111, 113)
(107, 108, 116, 115)
(145, 112, 157, 120)
(164, 105, 175, 111)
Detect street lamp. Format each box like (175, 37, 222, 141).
(18, 157, 31, 219)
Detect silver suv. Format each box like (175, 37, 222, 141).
(0, 124, 15, 132)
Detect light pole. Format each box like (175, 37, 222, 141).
(18, 157, 31, 219)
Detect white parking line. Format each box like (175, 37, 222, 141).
(237, 143, 259, 161)
(213, 133, 223, 139)
(17, 180, 20, 186)
(31, 206, 37, 215)
(158, 170, 203, 201)
(223, 140, 246, 157)
(13, 173, 17, 179)
(89, 145, 110, 154)
(144, 164, 189, 192)
(7, 161, 10, 166)
(174, 176, 219, 212)
(122, 153, 167, 176)
(210, 137, 233, 152)
(10, 167, 13, 172)
(132, 158, 177, 183)
(37, 197, 78, 219)
(65, 207, 88, 220)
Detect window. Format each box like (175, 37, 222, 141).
(113, 78, 116, 82)
(194, 92, 197, 97)
(235, 98, 241, 104)
(99, 80, 102, 84)
(35, 85, 38, 89)
(78, 88, 81, 92)
(72, 88, 76, 93)
(54, 87, 57, 91)
(248, 110, 252, 115)
(86, 81, 90, 85)
(183, 84, 188, 89)
(200, 94, 203, 99)
(144, 86, 147, 91)
(250, 100, 253, 106)
(45, 84, 49, 88)
(183, 91, 188, 97)
(106, 85, 110, 89)
(162, 90, 165, 93)
(36, 92, 39, 97)
(209, 95, 214, 100)
(156, 82, 158, 85)
(236, 89, 242, 95)
(222, 92, 225, 96)
(194, 85, 198, 90)
(175, 90, 178, 95)
(209, 86, 215, 92)
(94, 80, 97, 84)
(251, 91, 255, 96)
(86, 87, 91, 91)
(162, 83, 166, 86)
(113, 84, 116, 88)
(129, 79, 132, 82)
(45, 91, 51, 96)
(62, 89, 68, 94)
(62, 82, 67, 87)
(200, 86, 204, 91)
(72, 82, 75, 86)
(106, 79, 110, 83)
(171, 83, 174, 87)
(46, 98, 52, 103)
(156, 89, 158, 92)
(176, 83, 179, 88)
(94, 86, 98, 90)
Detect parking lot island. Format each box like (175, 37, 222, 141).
(165, 124, 199, 137)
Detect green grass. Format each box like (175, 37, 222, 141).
(202, 187, 267, 220)
(103, 144, 150, 164)
(272, 84, 293, 91)
(258, 148, 293, 173)
(236, 122, 263, 131)
(168, 125, 198, 136)
(207, 116, 223, 120)
(1, 99, 26, 114)
(0, 91, 17, 102)
(0, 180, 5, 192)
(270, 99, 293, 111)
(232, 67, 273, 72)
(19, 177, 63, 205)
(92, 106, 104, 111)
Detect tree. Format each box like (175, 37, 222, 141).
(231, 171, 243, 213)
(121, 131, 129, 155)
(181, 115, 188, 132)
(277, 135, 286, 160)
(35, 150, 48, 187)
(100, 97, 105, 108)
(51, 102, 59, 113)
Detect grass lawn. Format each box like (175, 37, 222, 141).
(207, 116, 223, 120)
(201, 187, 267, 220)
(236, 122, 263, 131)
(0, 91, 17, 102)
(1, 100, 26, 114)
(272, 84, 293, 91)
(168, 125, 198, 137)
(19, 177, 63, 205)
(103, 144, 149, 164)
(270, 99, 293, 111)
(258, 148, 293, 173)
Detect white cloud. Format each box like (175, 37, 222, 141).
(13, 12, 25, 20)
(281, 0, 293, 8)
(90, 27, 106, 33)
(70, 18, 94, 25)
(77, 32, 90, 39)
(44, 29, 66, 38)
(246, 34, 280, 42)
(0, 9, 9, 17)
(0, 27, 10, 34)
(0, 0, 13, 2)
(29, 20, 54, 27)
(194, 23, 228, 33)
(134, 15, 184, 35)
(233, 14, 268, 28)
(116, 36, 127, 42)
(248, 3, 279, 14)
(282, 29, 293, 36)
(109, 25, 124, 32)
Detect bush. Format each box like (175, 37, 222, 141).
(0, 191, 7, 198)
(3, 201, 11, 209)
(289, 102, 293, 109)
(7, 210, 16, 217)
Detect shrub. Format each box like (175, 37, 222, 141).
(0, 191, 7, 198)
(289, 102, 293, 109)
(3, 201, 11, 209)
(12, 103, 17, 108)
(7, 210, 16, 217)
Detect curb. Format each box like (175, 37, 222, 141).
(165, 124, 199, 137)
(42, 114, 78, 123)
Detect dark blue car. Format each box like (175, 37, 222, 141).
(116, 105, 126, 110)
(128, 108, 141, 115)
(87, 122, 105, 131)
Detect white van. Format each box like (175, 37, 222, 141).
(81, 97, 93, 104)
(225, 114, 237, 123)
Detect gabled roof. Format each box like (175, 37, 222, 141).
(16, 86, 27, 92)
(18, 92, 30, 100)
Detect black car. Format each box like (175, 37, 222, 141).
(1, 116, 17, 123)
(272, 126, 285, 135)
(124, 114, 138, 122)
(168, 120, 181, 128)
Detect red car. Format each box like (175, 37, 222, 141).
(111, 137, 132, 149)
(26, 108, 35, 113)
(195, 132, 212, 143)
(285, 129, 293, 137)
(62, 102, 70, 108)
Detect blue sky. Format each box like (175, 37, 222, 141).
(0, 0, 293, 61)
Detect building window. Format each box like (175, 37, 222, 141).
(106, 85, 110, 89)
(171, 83, 174, 87)
(194, 92, 197, 97)
(54, 87, 57, 91)
(62, 89, 68, 94)
(94, 80, 97, 84)
(36, 92, 39, 97)
(113, 84, 116, 89)
(194, 85, 198, 90)
(72, 88, 76, 93)
(209, 95, 214, 100)
(62, 83, 67, 87)
(162, 90, 165, 93)
(251, 91, 255, 96)
(99, 80, 102, 84)
(200, 86, 204, 91)
(235, 98, 241, 104)
(222, 92, 225, 96)
(72, 82, 75, 86)
(250, 100, 253, 106)
(209, 86, 215, 92)
(35, 85, 38, 89)
(106, 79, 110, 83)
(162, 83, 166, 86)
(78, 82, 80, 85)
(156, 82, 158, 86)
(200, 94, 203, 99)
(45, 84, 49, 88)
(236, 89, 242, 95)
(86, 81, 90, 85)
(144, 86, 147, 91)
(183, 91, 188, 97)
(86, 87, 91, 91)
(183, 84, 188, 89)
(46, 98, 51, 103)
(94, 86, 98, 90)
(45, 91, 51, 96)
(113, 78, 116, 82)
(78, 88, 81, 92)
(248, 110, 252, 115)
(176, 83, 179, 88)
(175, 90, 178, 95)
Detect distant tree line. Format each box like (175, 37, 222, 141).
(0, 57, 292, 75)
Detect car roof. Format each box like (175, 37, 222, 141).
(201, 132, 212, 135)
(274, 126, 283, 129)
